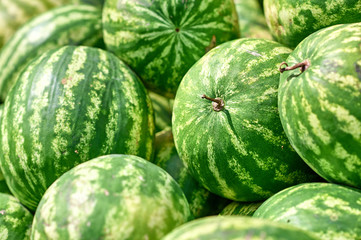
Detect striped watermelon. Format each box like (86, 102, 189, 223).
(154, 129, 230, 218)
(0, 0, 71, 49)
(0, 46, 154, 211)
(0, 193, 33, 240)
(149, 92, 173, 133)
(219, 201, 262, 217)
(0, 5, 104, 102)
(32, 154, 191, 240)
(264, 0, 361, 48)
(234, 0, 272, 40)
(254, 183, 361, 239)
(172, 38, 320, 202)
(102, 0, 240, 97)
(278, 23, 361, 189)
(162, 216, 319, 240)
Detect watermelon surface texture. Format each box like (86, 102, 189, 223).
(0, 5, 104, 102)
(172, 38, 319, 202)
(264, 0, 361, 48)
(254, 182, 361, 239)
(278, 23, 361, 189)
(161, 216, 319, 240)
(0, 193, 33, 240)
(102, 0, 240, 97)
(220, 201, 262, 216)
(0, 0, 72, 49)
(0, 46, 154, 211)
(0, 106, 11, 195)
(31, 154, 191, 240)
(149, 92, 173, 133)
(154, 129, 230, 218)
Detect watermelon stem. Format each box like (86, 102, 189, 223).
(201, 94, 225, 112)
(279, 60, 310, 73)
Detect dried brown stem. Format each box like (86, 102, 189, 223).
(279, 60, 310, 73)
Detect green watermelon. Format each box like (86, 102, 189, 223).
(32, 154, 191, 240)
(278, 23, 361, 189)
(149, 92, 173, 133)
(162, 216, 319, 240)
(0, 193, 33, 240)
(0, 5, 104, 102)
(234, 0, 272, 40)
(264, 0, 361, 48)
(0, 46, 154, 211)
(0, 0, 72, 49)
(154, 129, 230, 218)
(219, 201, 262, 216)
(172, 38, 320, 202)
(254, 183, 361, 239)
(102, 0, 240, 97)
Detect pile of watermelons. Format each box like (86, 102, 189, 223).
(0, 0, 360, 239)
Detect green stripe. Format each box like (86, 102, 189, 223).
(0, 5, 104, 102)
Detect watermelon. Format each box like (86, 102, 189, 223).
(149, 92, 173, 133)
(0, 46, 154, 211)
(278, 23, 361, 189)
(102, 0, 240, 97)
(264, 0, 361, 48)
(32, 154, 191, 240)
(219, 201, 263, 216)
(254, 183, 361, 239)
(0, 193, 33, 240)
(234, 0, 272, 40)
(162, 216, 319, 240)
(0, 0, 72, 49)
(154, 129, 230, 218)
(172, 38, 320, 202)
(0, 5, 104, 103)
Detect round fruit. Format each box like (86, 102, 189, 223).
(264, 0, 361, 48)
(254, 182, 361, 239)
(172, 38, 319, 202)
(278, 23, 361, 188)
(102, 0, 240, 97)
(32, 154, 191, 240)
(162, 216, 319, 240)
(0, 5, 104, 102)
(154, 129, 230, 218)
(0, 193, 33, 240)
(0, 46, 154, 211)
